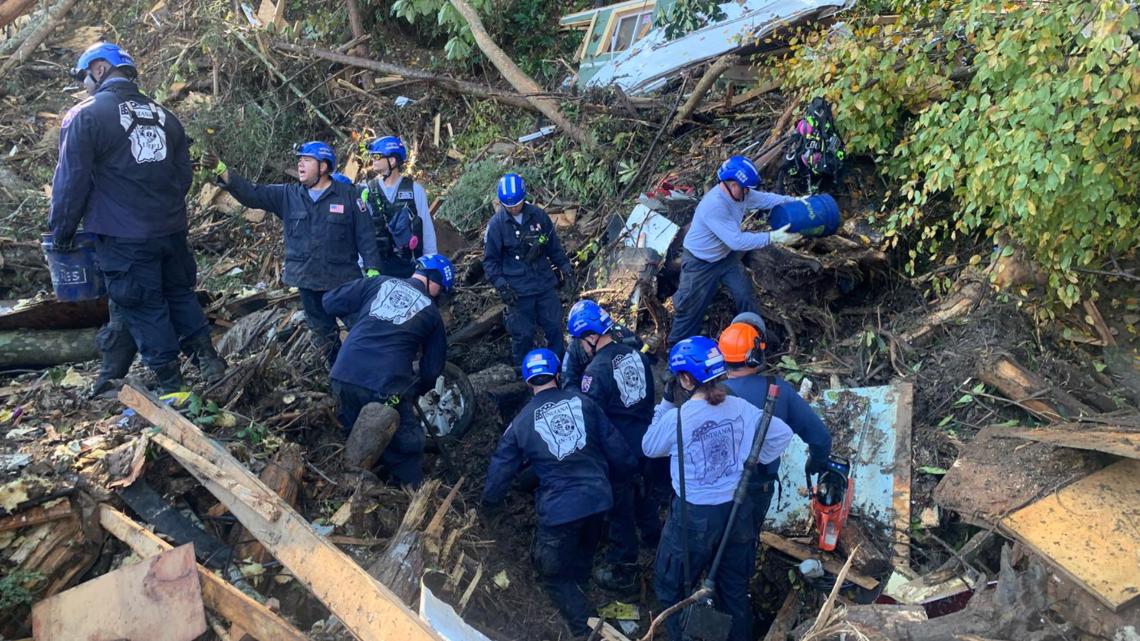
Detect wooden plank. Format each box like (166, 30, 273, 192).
(996, 427, 1140, 460)
(98, 505, 308, 641)
(890, 381, 914, 570)
(119, 384, 444, 641)
(585, 617, 632, 641)
(759, 532, 879, 590)
(762, 591, 801, 641)
(31, 544, 207, 641)
(0, 498, 72, 532)
(999, 459, 1140, 611)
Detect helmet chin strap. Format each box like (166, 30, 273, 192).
(380, 157, 397, 180)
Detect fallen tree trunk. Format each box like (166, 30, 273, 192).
(448, 0, 597, 149)
(976, 354, 1094, 421)
(0, 0, 36, 29)
(670, 55, 735, 132)
(0, 328, 98, 368)
(271, 40, 536, 112)
(0, 0, 78, 75)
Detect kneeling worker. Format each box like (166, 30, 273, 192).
(482, 348, 636, 638)
(322, 254, 453, 487)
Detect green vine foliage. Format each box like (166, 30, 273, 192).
(661, 0, 728, 41)
(774, 0, 1140, 308)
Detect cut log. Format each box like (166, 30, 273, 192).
(0, 298, 108, 331)
(272, 41, 535, 112)
(448, 0, 596, 149)
(0, 0, 37, 29)
(897, 269, 987, 346)
(994, 425, 1140, 460)
(0, 0, 78, 75)
(0, 327, 98, 368)
(233, 442, 304, 566)
(98, 505, 309, 641)
(976, 354, 1094, 421)
(118, 384, 444, 641)
(448, 303, 505, 345)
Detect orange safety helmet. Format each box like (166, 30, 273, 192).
(718, 322, 766, 366)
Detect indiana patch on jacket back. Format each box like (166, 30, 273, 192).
(534, 397, 587, 461)
(612, 352, 647, 407)
(368, 279, 430, 325)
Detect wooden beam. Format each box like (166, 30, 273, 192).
(98, 505, 308, 641)
(0, 498, 73, 533)
(119, 384, 444, 641)
(758, 532, 879, 590)
(994, 426, 1140, 460)
(761, 591, 801, 641)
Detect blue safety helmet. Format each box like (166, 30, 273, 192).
(367, 136, 406, 162)
(522, 348, 560, 383)
(330, 172, 353, 184)
(567, 300, 613, 339)
(497, 173, 526, 208)
(668, 336, 727, 384)
(295, 141, 336, 173)
(72, 42, 136, 81)
(716, 155, 760, 189)
(415, 254, 456, 292)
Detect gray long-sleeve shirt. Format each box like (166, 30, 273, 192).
(682, 184, 797, 262)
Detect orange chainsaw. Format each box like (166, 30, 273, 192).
(806, 456, 854, 551)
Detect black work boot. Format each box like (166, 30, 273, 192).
(152, 361, 187, 395)
(344, 403, 400, 471)
(90, 320, 139, 398)
(184, 331, 226, 384)
(593, 562, 639, 595)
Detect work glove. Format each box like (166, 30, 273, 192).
(200, 150, 227, 177)
(768, 224, 803, 246)
(52, 234, 75, 252)
(560, 270, 577, 293)
(365, 269, 380, 278)
(806, 455, 828, 476)
(496, 284, 518, 307)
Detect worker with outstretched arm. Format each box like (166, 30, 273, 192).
(482, 348, 636, 638)
(717, 313, 832, 560)
(482, 173, 575, 372)
(566, 300, 659, 593)
(643, 336, 794, 641)
(205, 142, 383, 367)
(666, 155, 801, 346)
(359, 135, 437, 277)
(50, 42, 225, 394)
(322, 254, 453, 487)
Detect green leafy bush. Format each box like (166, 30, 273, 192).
(661, 0, 727, 40)
(437, 159, 543, 233)
(774, 0, 1140, 307)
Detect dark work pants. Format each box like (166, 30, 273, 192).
(533, 512, 606, 637)
(607, 449, 664, 565)
(666, 250, 761, 346)
(97, 300, 197, 381)
(654, 496, 761, 641)
(332, 379, 425, 487)
(95, 233, 209, 368)
(505, 290, 564, 369)
(299, 287, 342, 366)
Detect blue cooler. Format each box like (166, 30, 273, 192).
(41, 231, 106, 301)
(769, 194, 841, 237)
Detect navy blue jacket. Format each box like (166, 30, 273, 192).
(562, 323, 646, 392)
(579, 342, 655, 458)
(49, 78, 192, 242)
(323, 276, 446, 396)
(482, 204, 572, 297)
(221, 172, 382, 291)
(482, 387, 636, 526)
(722, 374, 832, 476)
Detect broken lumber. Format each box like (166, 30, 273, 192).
(31, 543, 207, 641)
(272, 40, 535, 112)
(0, 497, 73, 532)
(994, 425, 1140, 460)
(758, 531, 879, 590)
(999, 458, 1140, 611)
(448, 0, 596, 149)
(0, 327, 98, 368)
(233, 442, 304, 566)
(98, 504, 309, 641)
(118, 384, 444, 641)
(761, 591, 801, 641)
(0, 0, 78, 75)
(977, 354, 1094, 421)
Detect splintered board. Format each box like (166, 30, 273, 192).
(767, 382, 913, 566)
(1000, 459, 1140, 611)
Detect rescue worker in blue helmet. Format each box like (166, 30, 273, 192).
(322, 254, 453, 487)
(482, 348, 636, 638)
(360, 136, 437, 278)
(666, 155, 802, 346)
(566, 300, 659, 593)
(718, 314, 832, 565)
(49, 42, 226, 394)
(643, 336, 794, 641)
(483, 173, 574, 371)
(561, 316, 648, 393)
(205, 142, 383, 366)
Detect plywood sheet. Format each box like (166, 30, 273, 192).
(31, 543, 206, 641)
(998, 427, 1140, 460)
(1000, 459, 1140, 611)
